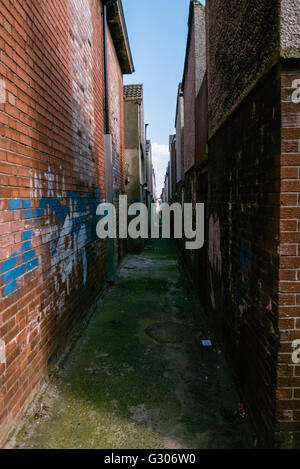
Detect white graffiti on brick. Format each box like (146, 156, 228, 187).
(0, 80, 6, 103)
(29, 170, 88, 302)
(209, 272, 216, 310)
(292, 340, 300, 364)
(0, 339, 6, 364)
(50, 202, 88, 296)
(291, 79, 300, 104)
(209, 214, 222, 274)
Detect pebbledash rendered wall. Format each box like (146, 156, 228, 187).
(207, 0, 300, 448)
(0, 0, 127, 446)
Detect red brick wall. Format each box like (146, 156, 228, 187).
(107, 28, 125, 194)
(0, 0, 125, 446)
(276, 65, 300, 448)
(206, 62, 300, 448)
(107, 28, 126, 263)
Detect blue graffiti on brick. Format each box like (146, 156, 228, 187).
(22, 230, 34, 241)
(0, 250, 37, 297)
(1, 189, 101, 297)
(8, 199, 31, 210)
(240, 240, 253, 274)
(0, 232, 38, 297)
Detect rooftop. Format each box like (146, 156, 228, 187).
(182, 0, 205, 90)
(123, 84, 143, 100)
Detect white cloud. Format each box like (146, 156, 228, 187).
(152, 142, 169, 158)
(151, 142, 169, 197)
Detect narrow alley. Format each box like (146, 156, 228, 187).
(0, 0, 299, 452)
(8, 240, 252, 449)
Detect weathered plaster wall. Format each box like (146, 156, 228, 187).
(281, 0, 300, 58)
(125, 148, 140, 203)
(124, 99, 144, 252)
(207, 0, 280, 137)
(194, 2, 206, 97)
(124, 100, 139, 151)
(124, 99, 144, 204)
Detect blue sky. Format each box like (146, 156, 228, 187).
(122, 0, 194, 195)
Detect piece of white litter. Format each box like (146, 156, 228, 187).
(201, 340, 212, 347)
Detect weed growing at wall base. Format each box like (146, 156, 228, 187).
(96, 196, 204, 250)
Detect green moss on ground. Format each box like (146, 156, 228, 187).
(12, 240, 253, 449)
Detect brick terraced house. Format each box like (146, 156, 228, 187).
(0, 0, 133, 446)
(168, 0, 300, 448)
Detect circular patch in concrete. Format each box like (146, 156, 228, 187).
(145, 321, 192, 344)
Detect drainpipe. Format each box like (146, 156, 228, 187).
(103, 0, 118, 283)
(103, 0, 115, 134)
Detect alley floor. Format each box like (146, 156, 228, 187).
(8, 240, 253, 449)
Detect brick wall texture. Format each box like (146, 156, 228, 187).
(208, 65, 282, 447)
(173, 0, 300, 449)
(0, 0, 125, 446)
(207, 60, 300, 449)
(181, 167, 208, 308)
(205, 0, 300, 448)
(277, 64, 300, 447)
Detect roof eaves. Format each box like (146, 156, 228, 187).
(182, 1, 205, 91)
(106, 0, 135, 74)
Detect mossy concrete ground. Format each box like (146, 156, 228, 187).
(9, 239, 253, 449)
